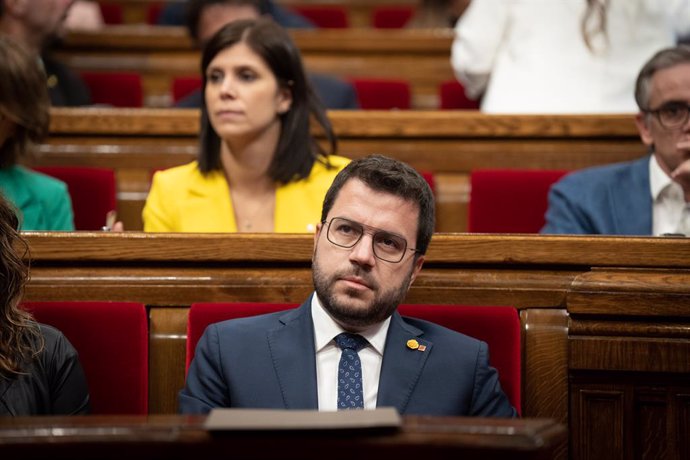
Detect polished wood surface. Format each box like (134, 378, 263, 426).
(35, 108, 646, 232)
(0, 414, 566, 460)
(56, 26, 454, 108)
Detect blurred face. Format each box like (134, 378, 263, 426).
(635, 63, 690, 176)
(312, 178, 424, 332)
(197, 4, 260, 47)
(205, 42, 292, 143)
(21, 0, 74, 40)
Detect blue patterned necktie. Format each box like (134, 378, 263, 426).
(334, 332, 368, 410)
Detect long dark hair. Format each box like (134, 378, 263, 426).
(0, 37, 50, 169)
(0, 192, 41, 379)
(197, 17, 337, 184)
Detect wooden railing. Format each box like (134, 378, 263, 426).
(22, 232, 690, 459)
(35, 108, 645, 232)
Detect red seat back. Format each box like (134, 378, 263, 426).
(80, 72, 144, 107)
(351, 78, 411, 110)
(187, 302, 520, 412)
(172, 76, 203, 104)
(439, 79, 480, 110)
(32, 166, 117, 231)
(23, 301, 149, 415)
(290, 6, 349, 28)
(397, 304, 521, 413)
(98, 3, 123, 24)
(371, 6, 415, 28)
(469, 169, 569, 233)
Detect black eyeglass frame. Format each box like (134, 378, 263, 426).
(321, 217, 420, 263)
(643, 102, 690, 129)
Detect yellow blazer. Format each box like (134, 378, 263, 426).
(142, 156, 350, 232)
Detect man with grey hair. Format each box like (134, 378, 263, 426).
(542, 46, 690, 235)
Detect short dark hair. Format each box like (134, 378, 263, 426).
(197, 18, 337, 184)
(320, 155, 435, 255)
(186, 0, 266, 44)
(0, 37, 50, 168)
(635, 45, 690, 110)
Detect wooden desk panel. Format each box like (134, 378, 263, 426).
(35, 109, 646, 232)
(0, 415, 566, 460)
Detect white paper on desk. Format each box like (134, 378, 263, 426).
(204, 407, 401, 431)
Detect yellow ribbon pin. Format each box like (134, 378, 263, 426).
(406, 339, 419, 350)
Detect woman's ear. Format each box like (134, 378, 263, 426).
(277, 85, 293, 114)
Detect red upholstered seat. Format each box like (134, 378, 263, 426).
(98, 3, 123, 24)
(439, 79, 480, 110)
(172, 76, 203, 104)
(32, 166, 117, 231)
(351, 78, 411, 110)
(80, 72, 144, 107)
(146, 3, 165, 24)
(468, 169, 569, 233)
(371, 6, 415, 28)
(187, 302, 521, 412)
(290, 6, 349, 28)
(23, 301, 149, 415)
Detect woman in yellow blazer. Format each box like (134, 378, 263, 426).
(143, 18, 349, 233)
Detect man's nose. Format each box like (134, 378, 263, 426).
(348, 234, 376, 267)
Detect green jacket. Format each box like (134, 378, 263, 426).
(0, 166, 74, 231)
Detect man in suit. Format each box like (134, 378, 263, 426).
(0, 0, 90, 106)
(177, 0, 359, 110)
(542, 46, 690, 235)
(180, 155, 516, 417)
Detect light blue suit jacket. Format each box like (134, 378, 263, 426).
(179, 298, 516, 417)
(541, 155, 652, 235)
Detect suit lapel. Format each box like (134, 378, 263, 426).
(267, 300, 319, 409)
(376, 312, 432, 414)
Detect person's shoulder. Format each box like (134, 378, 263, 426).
(401, 316, 483, 348)
(16, 167, 70, 202)
(153, 161, 205, 183)
(35, 323, 77, 359)
(556, 157, 646, 190)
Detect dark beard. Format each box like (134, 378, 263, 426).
(312, 256, 413, 330)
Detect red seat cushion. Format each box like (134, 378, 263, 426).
(32, 166, 117, 231)
(80, 72, 143, 107)
(172, 76, 203, 104)
(351, 78, 411, 110)
(439, 79, 480, 110)
(469, 169, 569, 233)
(290, 6, 349, 28)
(23, 301, 149, 415)
(371, 6, 415, 28)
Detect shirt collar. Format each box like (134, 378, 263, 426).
(311, 292, 390, 356)
(649, 154, 683, 201)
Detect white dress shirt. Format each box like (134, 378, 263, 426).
(311, 294, 390, 411)
(452, 0, 690, 113)
(650, 155, 689, 235)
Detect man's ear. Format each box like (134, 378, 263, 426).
(635, 112, 654, 147)
(407, 255, 425, 290)
(313, 221, 323, 255)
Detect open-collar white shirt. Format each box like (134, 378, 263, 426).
(311, 293, 390, 411)
(650, 154, 689, 235)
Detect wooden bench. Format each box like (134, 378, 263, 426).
(35, 108, 646, 232)
(55, 26, 454, 108)
(22, 232, 690, 460)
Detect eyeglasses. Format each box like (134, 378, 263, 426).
(322, 217, 418, 263)
(644, 102, 690, 129)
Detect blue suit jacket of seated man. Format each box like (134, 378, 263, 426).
(179, 297, 517, 417)
(541, 155, 652, 235)
(176, 73, 360, 110)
